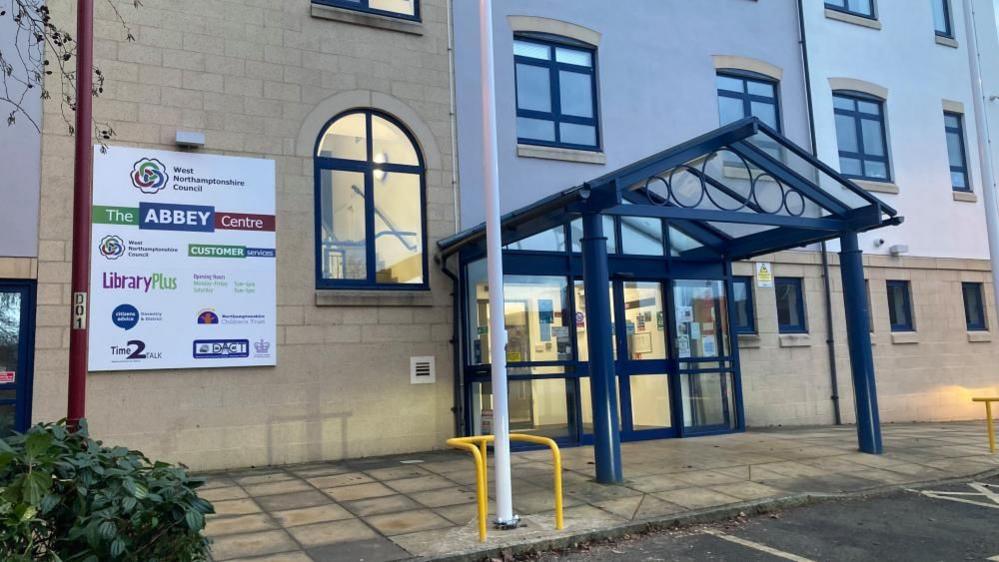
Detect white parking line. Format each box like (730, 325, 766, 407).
(702, 529, 817, 562)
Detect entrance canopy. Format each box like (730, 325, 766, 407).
(439, 117, 900, 260)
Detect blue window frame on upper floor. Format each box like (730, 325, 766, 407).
(825, 0, 876, 19)
(775, 277, 807, 334)
(732, 276, 756, 334)
(314, 109, 428, 290)
(716, 71, 782, 132)
(313, 0, 420, 21)
(963, 282, 987, 331)
(513, 35, 600, 151)
(886, 280, 915, 332)
(932, 0, 954, 38)
(944, 111, 970, 191)
(833, 91, 891, 182)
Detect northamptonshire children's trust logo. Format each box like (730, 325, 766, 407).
(131, 158, 169, 194)
(197, 309, 220, 325)
(99, 235, 125, 260)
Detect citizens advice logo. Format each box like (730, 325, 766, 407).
(98, 235, 125, 260)
(131, 158, 169, 194)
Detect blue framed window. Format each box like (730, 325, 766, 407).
(826, 0, 875, 19)
(716, 72, 781, 132)
(963, 282, 987, 331)
(775, 277, 807, 333)
(732, 276, 756, 334)
(314, 109, 427, 289)
(312, 0, 419, 21)
(833, 91, 891, 182)
(886, 280, 915, 332)
(932, 0, 954, 37)
(944, 112, 970, 191)
(514, 35, 600, 150)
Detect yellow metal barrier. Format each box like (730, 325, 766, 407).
(445, 433, 564, 542)
(972, 397, 999, 453)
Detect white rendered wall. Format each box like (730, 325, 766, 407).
(0, 10, 42, 258)
(805, 0, 999, 260)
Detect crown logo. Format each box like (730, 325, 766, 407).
(254, 339, 271, 353)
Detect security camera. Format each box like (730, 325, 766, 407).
(873, 238, 886, 247)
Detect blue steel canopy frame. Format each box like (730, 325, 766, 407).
(439, 117, 898, 483)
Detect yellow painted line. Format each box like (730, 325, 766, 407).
(986, 555, 999, 561)
(702, 529, 817, 562)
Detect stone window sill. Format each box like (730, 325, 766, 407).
(853, 179, 899, 194)
(968, 331, 992, 343)
(517, 144, 607, 165)
(737, 333, 761, 349)
(936, 35, 959, 49)
(891, 332, 919, 345)
(779, 333, 811, 348)
(311, 4, 423, 35)
(954, 191, 978, 203)
(824, 8, 882, 30)
(315, 289, 434, 307)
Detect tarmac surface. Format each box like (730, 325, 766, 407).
(531, 475, 999, 561)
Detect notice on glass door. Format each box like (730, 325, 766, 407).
(88, 145, 277, 372)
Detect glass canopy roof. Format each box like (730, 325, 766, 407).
(439, 118, 899, 261)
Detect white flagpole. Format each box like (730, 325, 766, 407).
(963, 0, 999, 329)
(478, 0, 517, 528)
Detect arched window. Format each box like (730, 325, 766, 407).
(314, 109, 426, 288)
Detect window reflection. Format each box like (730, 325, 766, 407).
(471, 380, 570, 439)
(673, 280, 728, 358)
(622, 282, 667, 360)
(466, 263, 571, 365)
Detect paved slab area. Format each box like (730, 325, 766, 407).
(200, 422, 999, 561)
(533, 474, 999, 561)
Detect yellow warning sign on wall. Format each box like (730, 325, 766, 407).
(755, 262, 774, 288)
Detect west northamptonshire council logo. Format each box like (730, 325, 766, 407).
(131, 158, 169, 194)
(99, 235, 125, 260)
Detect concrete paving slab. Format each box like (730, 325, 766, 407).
(324, 481, 396, 502)
(306, 538, 411, 562)
(270, 504, 354, 527)
(210, 529, 298, 561)
(365, 508, 455, 536)
(343, 494, 423, 516)
(212, 498, 262, 517)
(652, 487, 743, 509)
(256, 490, 332, 512)
(285, 518, 379, 548)
(205, 513, 277, 537)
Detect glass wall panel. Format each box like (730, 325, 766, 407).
(574, 281, 615, 362)
(680, 372, 735, 429)
(571, 217, 616, 254)
(504, 225, 566, 252)
(673, 280, 728, 358)
(471, 379, 570, 439)
(622, 282, 667, 360)
(0, 291, 22, 375)
(630, 375, 671, 430)
(579, 377, 622, 432)
(374, 172, 423, 284)
(621, 217, 664, 256)
(319, 170, 367, 280)
(466, 263, 570, 365)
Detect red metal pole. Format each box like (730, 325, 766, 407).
(67, 0, 94, 430)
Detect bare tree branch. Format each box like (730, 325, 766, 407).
(0, 0, 140, 143)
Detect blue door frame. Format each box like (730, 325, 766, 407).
(0, 280, 36, 436)
(456, 226, 746, 452)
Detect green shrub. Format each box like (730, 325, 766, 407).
(0, 420, 214, 561)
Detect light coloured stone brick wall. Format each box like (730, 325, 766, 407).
(737, 252, 999, 428)
(35, 0, 456, 470)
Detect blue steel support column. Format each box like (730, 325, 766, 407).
(839, 231, 883, 454)
(581, 212, 624, 483)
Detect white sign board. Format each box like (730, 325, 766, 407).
(755, 262, 774, 288)
(89, 145, 276, 371)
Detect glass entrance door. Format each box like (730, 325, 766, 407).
(0, 281, 35, 437)
(616, 281, 675, 439)
(672, 279, 737, 434)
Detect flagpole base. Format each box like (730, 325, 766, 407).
(493, 515, 521, 530)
